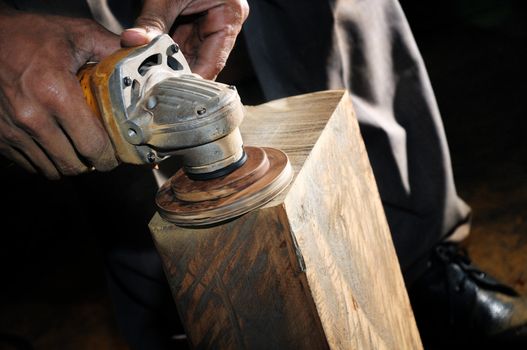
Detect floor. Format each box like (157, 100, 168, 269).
(1, 2, 526, 349)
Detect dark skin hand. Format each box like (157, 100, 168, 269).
(0, 0, 247, 179)
(121, 0, 250, 80)
(0, 4, 120, 179)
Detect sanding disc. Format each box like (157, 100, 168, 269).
(156, 146, 293, 226)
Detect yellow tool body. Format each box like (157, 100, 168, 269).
(78, 48, 138, 162)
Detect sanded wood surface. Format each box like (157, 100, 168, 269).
(151, 207, 329, 349)
(150, 90, 422, 349)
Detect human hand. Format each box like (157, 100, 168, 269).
(0, 5, 120, 179)
(121, 0, 249, 80)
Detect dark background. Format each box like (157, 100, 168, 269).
(1, 1, 526, 349)
(402, 1, 527, 347)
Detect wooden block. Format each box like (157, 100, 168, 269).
(149, 90, 422, 349)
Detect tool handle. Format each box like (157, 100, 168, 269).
(77, 63, 102, 121)
(75, 47, 145, 164)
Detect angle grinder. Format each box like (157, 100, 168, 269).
(78, 34, 292, 226)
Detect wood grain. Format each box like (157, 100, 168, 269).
(150, 90, 422, 349)
(151, 207, 329, 349)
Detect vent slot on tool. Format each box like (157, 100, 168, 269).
(138, 54, 162, 76)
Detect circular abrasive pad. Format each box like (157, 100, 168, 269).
(156, 146, 293, 226)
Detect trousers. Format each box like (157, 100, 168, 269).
(9, 0, 471, 348)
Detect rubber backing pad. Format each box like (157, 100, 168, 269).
(156, 146, 293, 226)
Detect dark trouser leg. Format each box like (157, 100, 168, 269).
(74, 166, 183, 350)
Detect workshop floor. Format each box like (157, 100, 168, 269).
(0, 3, 526, 350)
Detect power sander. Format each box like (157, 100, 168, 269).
(78, 34, 292, 227)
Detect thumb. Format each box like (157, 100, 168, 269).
(121, 0, 183, 47)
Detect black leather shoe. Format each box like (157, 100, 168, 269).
(409, 242, 527, 348)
